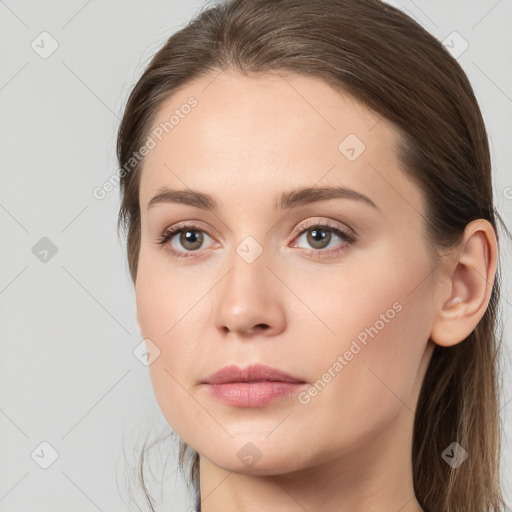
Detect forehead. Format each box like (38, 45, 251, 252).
(138, 70, 424, 220)
(143, 70, 381, 166)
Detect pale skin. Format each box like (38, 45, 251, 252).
(134, 69, 498, 512)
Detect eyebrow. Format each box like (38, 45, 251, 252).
(146, 185, 379, 211)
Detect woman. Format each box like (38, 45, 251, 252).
(116, 0, 509, 510)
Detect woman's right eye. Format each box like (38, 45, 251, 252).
(156, 224, 215, 258)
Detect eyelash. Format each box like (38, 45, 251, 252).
(156, 220, 357, 259)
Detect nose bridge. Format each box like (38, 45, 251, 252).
(213, 234, 285, 336)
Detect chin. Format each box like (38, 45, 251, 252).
(191, 432, 314, 476)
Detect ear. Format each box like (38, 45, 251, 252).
(430, 219, 498, 347)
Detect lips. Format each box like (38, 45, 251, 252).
(201, 364, 307, 407)
(202, 363, 306, 385)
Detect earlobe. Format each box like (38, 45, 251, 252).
(430, 219, 498, 348)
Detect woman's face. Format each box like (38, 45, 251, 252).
(135, 70, 439, 474)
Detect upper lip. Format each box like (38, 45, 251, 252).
(202, 364, 306, 384)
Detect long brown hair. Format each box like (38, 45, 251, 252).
(116, 1, 510, 510)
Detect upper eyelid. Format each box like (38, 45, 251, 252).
(295, 219, 352, 233)
(166, 218, 350, 236)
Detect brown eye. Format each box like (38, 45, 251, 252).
(157, 223, 214, 258)
(178, 229, 204, 251)
(291, 221, 356, 255)
(306, 227, 332, 249)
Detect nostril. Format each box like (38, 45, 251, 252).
(221, 323, 270, 335)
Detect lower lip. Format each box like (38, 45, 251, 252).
(204, 381, 306, 407)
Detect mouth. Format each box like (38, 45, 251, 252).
(201, 364, 307, 407)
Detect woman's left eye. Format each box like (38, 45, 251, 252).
(291, 221, 356, 254)
(156, 221, 356, 259)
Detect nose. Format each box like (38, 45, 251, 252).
(213, 246, 286, 338)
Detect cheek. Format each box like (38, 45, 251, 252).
(135, 247, 218, 441)
(293, 247, 433, 446)
(135, 244, 210, 340)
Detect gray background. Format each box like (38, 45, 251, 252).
(0, 0, 511, 511)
